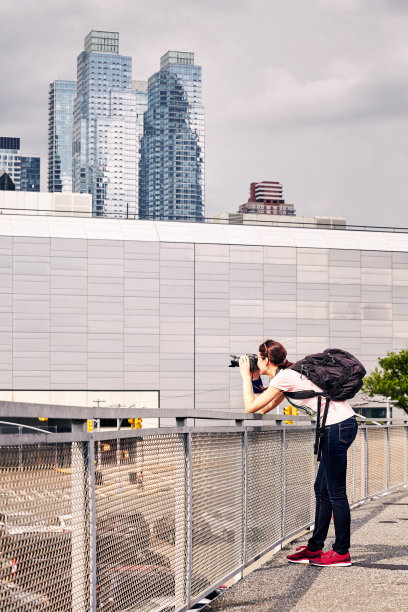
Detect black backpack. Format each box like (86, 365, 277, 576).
(284, 349, 366, 460)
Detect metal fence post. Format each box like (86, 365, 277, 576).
(282, 428, 286, 540)
(18, 425, 22, 471)
(174, 433, 188, 608)
(386, 426, 390, 491)
(186, 432, 193, 609)
(88, 438, 97, 612)
(364, 428, 369, 498)
(71, 420, 89, 612)
(405, 426, 408, 483)
(243, 430, 248, 566)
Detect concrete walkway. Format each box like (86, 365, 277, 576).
(206, 489, 408, 612)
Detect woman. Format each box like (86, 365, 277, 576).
(239, 339, 358, 567)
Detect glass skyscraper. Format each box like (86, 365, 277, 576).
(48, 80, 77, 192)
(72, 31, 147, 217)
(20, 156, 40, 191)
(139, 51, 205, 221)
(0, 137, 40, 192)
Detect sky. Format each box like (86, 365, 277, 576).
(1, 0, 408, 227)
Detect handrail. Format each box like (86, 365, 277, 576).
(0, 420, 52, 434)
(0, 400, 311, 422)
(1, 207, 408, 234)
(0, 400, 406, 424)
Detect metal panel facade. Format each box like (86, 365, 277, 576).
(1, 226, 408, 410)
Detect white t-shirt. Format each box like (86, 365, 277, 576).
(269, 368, 356, 426)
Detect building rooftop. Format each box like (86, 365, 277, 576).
(0, 172, 16, 191)
(84, 30, 119, 54)
(0, 137, 20, 150)
(160, 51, 195, 69)
(132, 80, 148, 92)
(0, 211, 407, 252)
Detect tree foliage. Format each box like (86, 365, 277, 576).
(362, 349, 408, 414)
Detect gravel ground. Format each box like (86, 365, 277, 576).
(206, 488, 408, 612)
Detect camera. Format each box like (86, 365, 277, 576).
(229, 354, 259, 372)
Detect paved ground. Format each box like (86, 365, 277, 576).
(206, 488, 408, 612)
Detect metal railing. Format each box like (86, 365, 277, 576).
(0, 402, 407, 611)
(1, 206, 408, 233)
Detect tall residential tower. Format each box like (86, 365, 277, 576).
(72, 31, 147, 217)
(48, 80, 77, 192)
(139, 51, 205, 221)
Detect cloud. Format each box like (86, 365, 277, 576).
(215, 49, 408, 133)
(316, 0, 408, 13)
(1, 0, 408, 227)
(315, 0, 363, 10)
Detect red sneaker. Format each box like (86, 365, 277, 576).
(287, 546, 323, 564)
(310, 549, 351, 567)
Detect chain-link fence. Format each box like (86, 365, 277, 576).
(0, 441, 90, 611)
(0, 422, 407, 611)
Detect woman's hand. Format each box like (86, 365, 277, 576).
(239, 355, 251, 379)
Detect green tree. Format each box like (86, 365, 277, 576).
(362, 349, 408, 414)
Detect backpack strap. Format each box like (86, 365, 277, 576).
(285, 390, 331, 461)
(285, 390, 317, 400)
(317, 396, 331, 461)
(315, 394, 322, 455)
(284, 390, 319, 418)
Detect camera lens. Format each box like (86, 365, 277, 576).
(229, 354, 258, 371)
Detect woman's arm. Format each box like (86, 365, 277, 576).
(257, 390, 286, 414)
(239, 356, 285, 413)
(242, 381, 285, 413)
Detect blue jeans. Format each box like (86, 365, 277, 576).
(308, 416, 358, 555)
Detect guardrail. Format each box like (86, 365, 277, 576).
(0, 402, 407, 611)
(1, 207, 408, 233)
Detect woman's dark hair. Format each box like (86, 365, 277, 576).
(259, 339, 293, 369)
